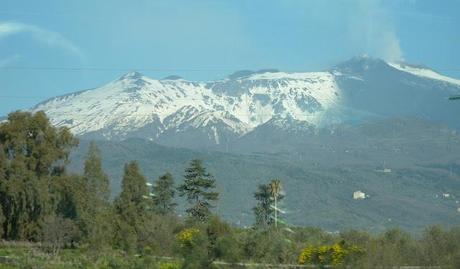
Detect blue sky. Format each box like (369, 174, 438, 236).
(0, 0, 459, 115)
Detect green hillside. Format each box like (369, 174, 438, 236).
(68, 118, 460, 232)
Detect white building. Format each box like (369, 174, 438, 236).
(353, 191, 366, 200)
(376, 168, 392, 173)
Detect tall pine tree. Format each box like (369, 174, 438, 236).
(116, 161, 149, 215)
(253, 183, 273, 229)
(178, 159, 219, 222)
(152, 172, 177, 215)
(84, 142, 110, 206)
(114, 161, 150, 252)
(79, 142, 112, 250)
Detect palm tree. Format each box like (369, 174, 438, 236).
(269, 179, 282, 228)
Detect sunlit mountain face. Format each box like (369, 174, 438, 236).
(32, 56, 460, 150)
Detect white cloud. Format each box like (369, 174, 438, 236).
(379, 30, 403, 62)
(0, 22, 83, 58)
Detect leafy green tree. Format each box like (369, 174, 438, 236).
(138, 213, 180, 256)
(177, 227, 210, 268)
(114, 161, 150, 252)
(116, 161, 149, 216)
(206, 216, 241, 263)
(358, 228, 419, 268)
(152, 172, 177, 215)
(178, 159, 219, 222)
(420, 225, 453, 266)
(84, 142, 110, 206)
(0, 111, 78, 240)
(0, 111, 77, 177)
(243, 228, 295, 264)
(52, 174, 82, 221)
(42, 214, 79, 256)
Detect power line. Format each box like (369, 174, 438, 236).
(2, 66, 460, 73)
(0, 66, 239, 72)
(0, 95, 50, 99)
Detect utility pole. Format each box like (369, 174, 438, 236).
(143, 182, 155, 210)
(274, 194, 278, 228)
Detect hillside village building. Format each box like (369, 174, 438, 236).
(353, 191, 366, 200)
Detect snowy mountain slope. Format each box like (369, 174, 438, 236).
(31, 56, 460, 149)
(33, 69, 343, 144)
(331, 57, 460, 131)
(388, 62, 460, 86)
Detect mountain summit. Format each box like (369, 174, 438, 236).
(32, 57, 460, 149)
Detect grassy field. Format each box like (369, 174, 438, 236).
(0, 244, 168, 269)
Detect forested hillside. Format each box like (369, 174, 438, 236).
(68, 117, 460, 232)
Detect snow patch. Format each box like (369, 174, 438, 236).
(389, 62, 460, 86)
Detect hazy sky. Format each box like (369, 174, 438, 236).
(1, 0, 459, 115)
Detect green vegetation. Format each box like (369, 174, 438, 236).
(253, 180, 285, 229)
(152, 172, 177, 215)
(0, 111, 78, 241)
(178, 159, 219, 222)
(69, 124, 460, 232)
(1, 111, 460, 268)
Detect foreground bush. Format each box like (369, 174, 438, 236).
(298, 241, 364, 267)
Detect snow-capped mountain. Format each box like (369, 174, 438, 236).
(32, 56, 460, 149)
(33, 69, 342, 143)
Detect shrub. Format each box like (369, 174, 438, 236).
(158, 261, 181, 269)
(177, 228, 200, 247)
(298, 241, 364, 267)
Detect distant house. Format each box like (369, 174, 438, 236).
(376, 168, 392, 173)
(353, 191, 366, 200)
(376, 161, 392, 173)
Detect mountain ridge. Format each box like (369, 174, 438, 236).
(30, 56, 460, 150)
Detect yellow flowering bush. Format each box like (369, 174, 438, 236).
(177, 228, 200, 246)
(298, 242, 364, 267)
(158, 261, 180, 269)
(298, 246, 314, 264)
(317, 245, 330, 264)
